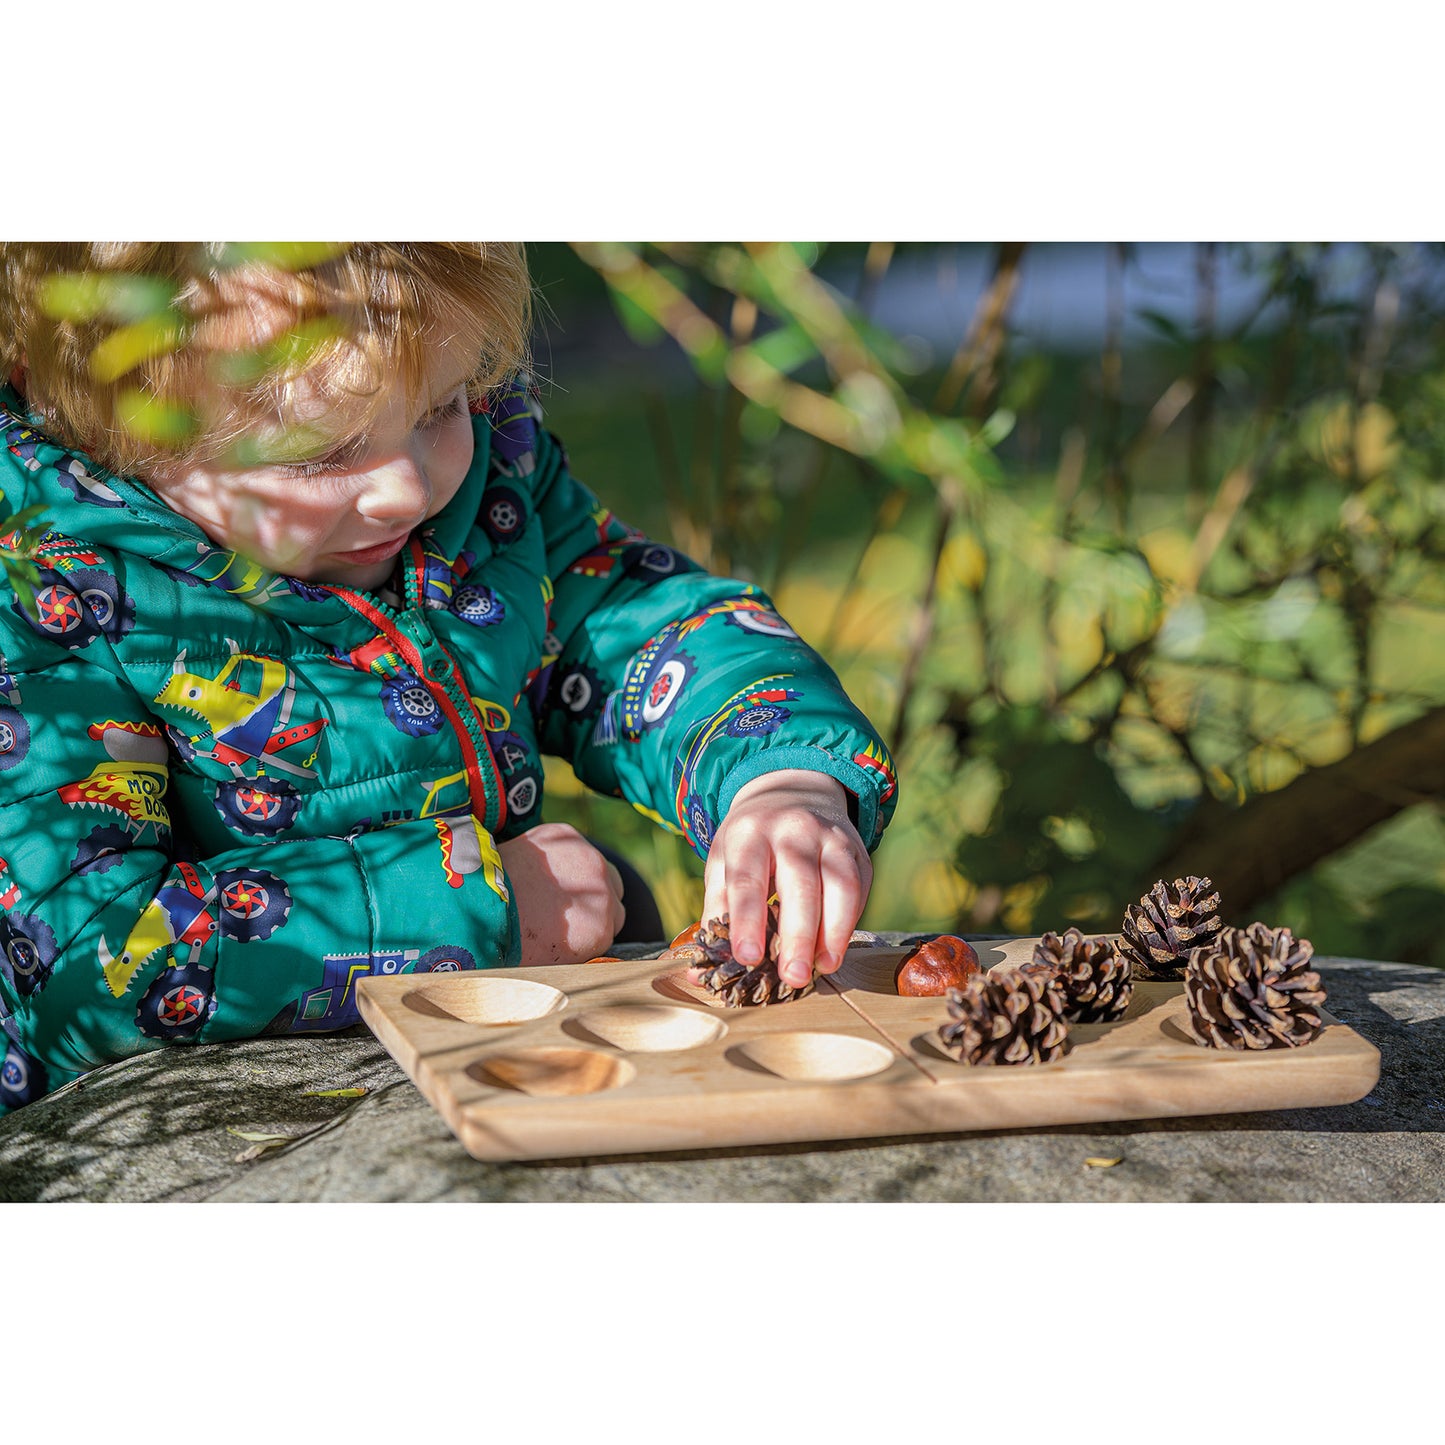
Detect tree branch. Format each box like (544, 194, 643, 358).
(1153, 705, 1445, 912)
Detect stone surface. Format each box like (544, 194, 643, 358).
(3, 945, 1441, 1203)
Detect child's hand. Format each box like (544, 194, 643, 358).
(701, 769, 873, 990)
(497, 823, 627, 966)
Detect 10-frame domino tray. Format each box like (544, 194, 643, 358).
(355, 938, 1381, 1162)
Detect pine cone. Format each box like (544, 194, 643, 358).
(937, 969, 1069, 1066)
(1182, 922, 1327, 1050)
(1022, 927, 1133, 1023)
(694, 900, 812, 1007)
(1118, 875, 1223, 980)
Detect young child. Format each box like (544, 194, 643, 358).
(0, 243, 898, 1113)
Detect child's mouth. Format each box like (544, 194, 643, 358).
(333, 533, 411, 566)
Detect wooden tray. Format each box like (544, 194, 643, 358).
(355, 937, 1381, 1162)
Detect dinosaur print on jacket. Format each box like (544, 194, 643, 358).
(153, 643, 327, 779)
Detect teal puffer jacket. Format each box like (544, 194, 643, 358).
(0, 380, 898, 1112)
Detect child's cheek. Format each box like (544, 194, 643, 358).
(235, 489, 334, 573)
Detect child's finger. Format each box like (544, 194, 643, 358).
(700, 854, 727, 936)
(722, 832, 775, 967)
(603, 860, 625, 901)
(771, 845, 823, 988)
(816, 844, 866, 973)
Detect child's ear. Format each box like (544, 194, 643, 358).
(8, 361, 26, 396)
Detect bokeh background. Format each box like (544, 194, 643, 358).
(530, 242, 1445, 966)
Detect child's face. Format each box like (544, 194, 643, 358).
(142, 332, 479, 590)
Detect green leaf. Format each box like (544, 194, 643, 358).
(606, 287, 666, 347)
(215, 242, 352, 271)
(747, 322, 820, 376)
(0, 503, 50, 536)
(89, 314, 187, 383)
(978, 407, 1016, 449)
(1134, 308, 1189, 347)
(39, 272, 178, 323)
(116, 389, 197, 445)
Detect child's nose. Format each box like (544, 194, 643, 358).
(355, 456, 429, 521)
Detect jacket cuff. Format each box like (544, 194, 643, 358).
(713, 743, 895, 854)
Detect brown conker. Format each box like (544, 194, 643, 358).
(895, 935, 981, 997)
(670, 922, 703, 948)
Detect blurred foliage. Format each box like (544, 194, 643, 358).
(538, 242, 1445, 966)
(0, 503, 48, 617)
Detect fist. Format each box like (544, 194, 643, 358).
(498, 823, 627, 967)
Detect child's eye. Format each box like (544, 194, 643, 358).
(419, 393, 467, 431)
(276, 455, 351, 480)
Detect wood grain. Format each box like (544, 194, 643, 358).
(355, 939, 1380, 1162)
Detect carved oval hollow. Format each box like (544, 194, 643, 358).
(895, 936, 981, 997)
(571, 1004, 727, 1053)
(403, 977, 566, 1027)
(467, 1048, 635, 1097)
(729, 1031, 896, 1082)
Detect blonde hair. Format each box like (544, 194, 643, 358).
(0, 242, 533, 476)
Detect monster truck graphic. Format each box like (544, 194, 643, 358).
(411, 533, 479, 613)
(565, 540, 697, 584)
(98, 859, 293, 998)
(13, 557, 136, 652)
(490, 729, 542, 826)
(153, 643, 327, 780)
(3, 415, 125, 506)
(3, 414, 45, 472)
(669, 676, 804, 855)
(619, 632, 696, 742)
(617, 596, 794, 744)
(480, 377, 541, 474)
(283, 943, 479, 1033)
(170, 541, 295, 604)
(57, 721, 173, 872)
(434, 811, 509, 896)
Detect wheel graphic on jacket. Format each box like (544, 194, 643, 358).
(17, 567, 136, 650)
(415, 945, 477, 973)
(0, 706, 28, 770)
(214, 777, 301, 836)
(71, 822, 133, 875)
(0, 912, 59, 998)
(452, 583, 505, 627)
(481, 485, 526, 544)
(380, 673, 444, 737)
(0, 1038, 47, 1109)
(213, 869, 293, 941)
(32, 582, 86, 637)
(134, 960, 216, 1040)
(724, 703, 791, 737)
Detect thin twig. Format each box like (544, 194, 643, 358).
(890, 478, 963, 753)
(933, 242, 1026, 415)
